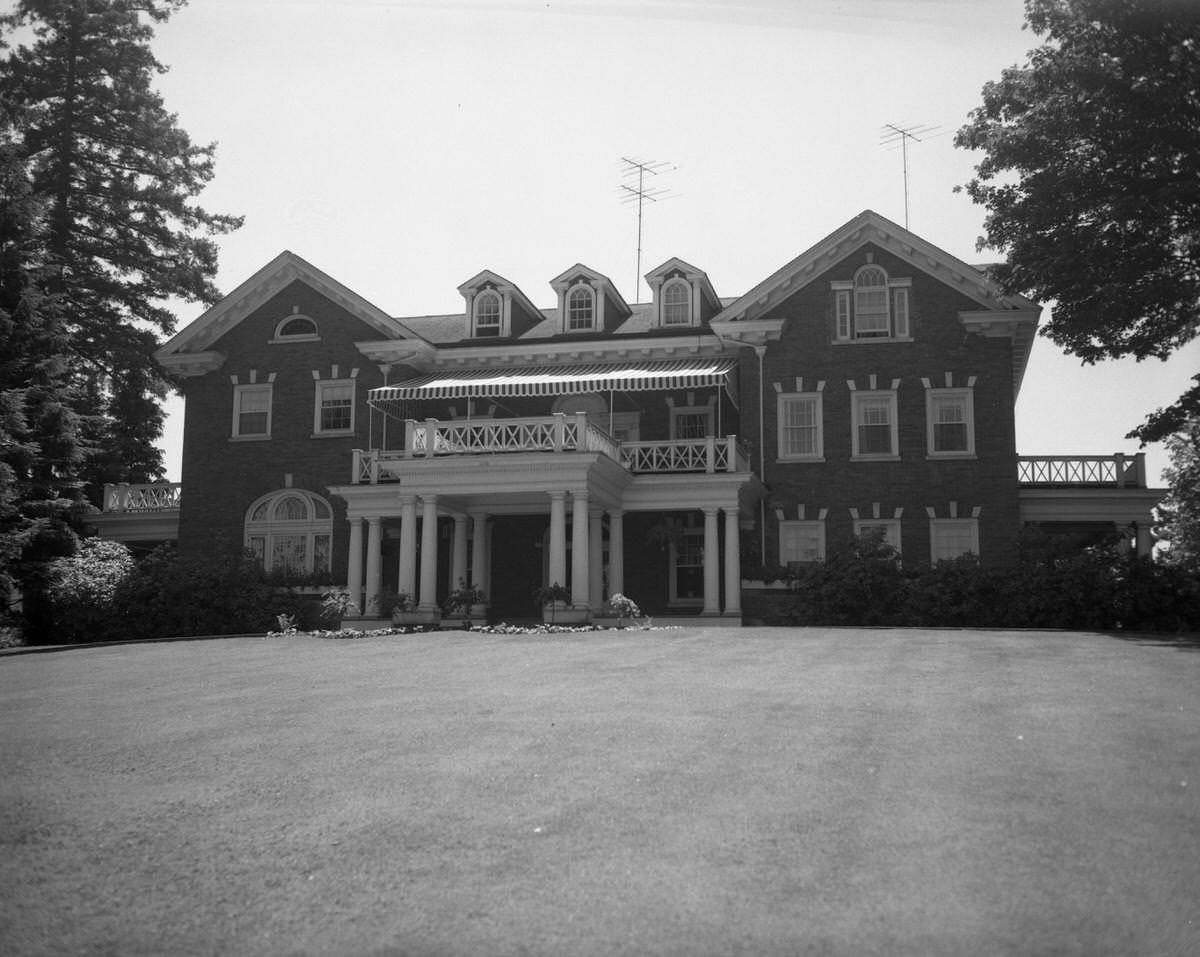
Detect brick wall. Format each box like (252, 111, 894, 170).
(740, 242, 1022, 568)
(177, 280, 388, 572)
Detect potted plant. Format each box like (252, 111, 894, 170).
(534, 582, 590, 625)
(443, 579, 487, 628)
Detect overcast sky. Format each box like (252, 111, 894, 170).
(148, 0, 1197, 486)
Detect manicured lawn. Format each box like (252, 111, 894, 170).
(1, 628, 1198, 957)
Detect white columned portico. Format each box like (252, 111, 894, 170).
(470, 512, 488, 589)
(548, 491, 567, 587)
(608, 509, 624, 597)
(365, 516, 383, 616)
(571, 491, 590, 609)
(588, 509, 604, 610)
(418, 496, 439, 614)
(397, 496, 417, 597)
(702, 507, 720, 616)
(724, 508, 742, 617)
(451, 514, 469, 589)
(346, 517, 364, 616)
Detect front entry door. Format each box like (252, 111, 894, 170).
(487, 515, 550, 621)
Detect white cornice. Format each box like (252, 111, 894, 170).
(422, 334, 730, 367)
(157, 350, 226, 377)
(354, 339, 437, 366)
(709, 317, 784, 347)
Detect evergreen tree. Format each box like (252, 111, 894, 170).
(0, 132, 85, 633)
(0, 0, 241, 498)
(955, 0, 1200, 444)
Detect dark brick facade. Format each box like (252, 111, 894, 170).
(177, 281, 387, 566)
(740, 243, 1021, 567)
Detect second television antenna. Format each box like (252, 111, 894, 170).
(879, 123, 939, 229)
(619, 156, 674, 302)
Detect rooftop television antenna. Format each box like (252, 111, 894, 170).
(619, 156, 675, 302)
(879, 123, 940, 229)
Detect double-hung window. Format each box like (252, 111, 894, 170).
(778, 393, 823, 460)
(315, 379, 355, 435)
(233, 384, 272, 439)
(567, 286, 594, 331)
(474, 291, 501, 337)
(930, 518, 979, 562)
(854, 519, 902, 556)
(671, 406, 713, 440)
(780, 520, 825, 565)
(927, 389, 974, 457)
(852, 391, 898, 459)
(833, 265, 912, 341)
(662, 279, 691, 326)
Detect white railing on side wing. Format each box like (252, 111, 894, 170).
(101, 482, 183, 512)
(1017, 453, 1147, 487)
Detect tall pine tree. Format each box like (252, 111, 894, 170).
(0, 0, 241, 497)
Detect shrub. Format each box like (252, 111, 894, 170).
(44, 538, 136, 642)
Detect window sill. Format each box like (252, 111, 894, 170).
(926, 452, 977, 461)
(230, 434, 271, 442)
(268, 335, 320, 344)
(850, 454, 901, 462)
(833, 337, 913, 345)
(776, 456, 826, 464)
(311, 431, 356, 439)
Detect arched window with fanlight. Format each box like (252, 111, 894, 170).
(244, 489, 333, 576)
(272, 313, 319, 342)
(833, 263, 912, 341)
(474, 291, 501, 337)
(567, 285, 595, 331)
(662, 278, 691, 326)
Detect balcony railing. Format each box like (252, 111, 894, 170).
(101, 482, 183, 512)
(1017, 453, 1147, 488)
(621, 436, 750, 474)
(351, 414, 751, 484)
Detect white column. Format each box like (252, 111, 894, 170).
(724, 507, 742, 617)
(470, 512, 488, 590)
(418, 496, 439, 613)
(608, 509, 624, 597)
(1135, 522, 1153, 558)
(548, 491, 567, 588)
(571, 490, 590, 609)
(589, 509, 604, 609)
(451, 513, 469, 590)
(346, 516, 364, 616)
(364, 516, 383, 616)
(702, 507, 720, 616)
(397, 496, 417, 597)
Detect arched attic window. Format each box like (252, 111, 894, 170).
(567, 285, 595, 331)
(853, 266, 890, 337)
(662, 278, 691, 326)
(474, 291, 501, 337)
(244, 488, 333, 576)
(272, 313, 319, 341)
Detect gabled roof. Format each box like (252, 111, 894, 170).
(645, 256, 721, 310)
(456, 269, 543, 319)
(713, 209, 1039, 324)
(549, 263, 633, 319)
(156, 251, 427, 362)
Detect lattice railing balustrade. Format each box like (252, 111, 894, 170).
(101, 482, 182, 512)
(1017, 453, 1146, 488)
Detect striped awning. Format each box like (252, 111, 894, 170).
(369, 357, 738, 414)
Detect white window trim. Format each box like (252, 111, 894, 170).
(670, 405, 714, 440)
(244, 489, 334, 576)
(854, 519, 902, 556)
(662, 278, 692, 327)
(831, 275, 913, 343)
(473, 291, 503, 338)
(777, 392, 825, 462)
(313, 378, 357, 437)
(851, 390, 900, 461)
(926, 387, 976, 459)
(779, 520, 826, 566)
(232, 383, 273, 440)
(270, 314, 319, 343)
(566, 283, 596, 331)
(930, 518, 980, 563)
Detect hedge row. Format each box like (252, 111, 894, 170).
(786, 536, 1200, 631)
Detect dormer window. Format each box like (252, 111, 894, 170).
(833, 265, 911, 342)
(272, 313, 319, 342)
(474, 291, 501, 337)
(567, 285, 595, 331)
(662, 279, 690, 326)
